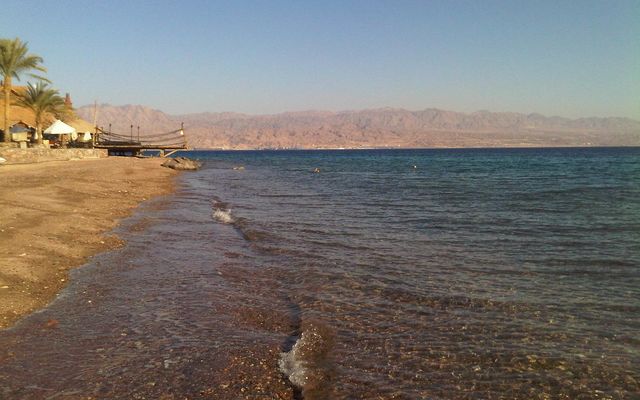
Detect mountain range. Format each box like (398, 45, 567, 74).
(76, 104, 640, 149)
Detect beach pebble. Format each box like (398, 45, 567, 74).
(44, 319, 59, 329)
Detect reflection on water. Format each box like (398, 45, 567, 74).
(1, 148, 639, 399)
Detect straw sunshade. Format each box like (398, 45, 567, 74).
(67, 118, 95, 133)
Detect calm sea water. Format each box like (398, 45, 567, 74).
(1, 147, 638, 399)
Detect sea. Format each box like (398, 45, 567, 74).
(0, 147, 638, 399)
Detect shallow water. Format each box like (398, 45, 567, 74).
(1, 147, 639, 399)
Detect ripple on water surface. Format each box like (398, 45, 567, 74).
(0, 148, 639, 399)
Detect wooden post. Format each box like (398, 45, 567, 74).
(180, 122, 188, 149)
(92, 100, 98, 128)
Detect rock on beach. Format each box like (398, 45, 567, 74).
(161, 157, 202, 171)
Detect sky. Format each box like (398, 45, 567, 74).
(3, 0, 639, 118)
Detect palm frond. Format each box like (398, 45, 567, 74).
(15, 81, 65, 122)
(26, 73, 51, 83)
(0, 38, 48, 82)
(1, 37, 51, 141)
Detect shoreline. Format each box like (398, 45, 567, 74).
(185, 144, 640, 151)
(0, 157, 179, 329)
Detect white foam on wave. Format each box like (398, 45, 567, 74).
(212, 208, 234, 224)
(279, 334, 310, 388)
(279, 322, 334, 396)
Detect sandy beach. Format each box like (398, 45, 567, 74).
(0, 157, 178, 329)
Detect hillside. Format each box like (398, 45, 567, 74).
(76, 104, 640, 149)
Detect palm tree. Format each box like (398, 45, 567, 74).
(0, 38, 48, 142)
(15, 81, 65, 145)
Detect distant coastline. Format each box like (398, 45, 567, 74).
(184, 144, 640, 152)
(78, 104, 640, 150)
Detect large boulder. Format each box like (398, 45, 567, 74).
(161, 156, 202, 171)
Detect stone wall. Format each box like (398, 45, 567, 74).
(0, 148, 108, 164)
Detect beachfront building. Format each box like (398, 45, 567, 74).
(8, 121, 36, 147)
(0, 87, 37, 146)
(0, 86, 94, 148)
(42, 119, 95, 148)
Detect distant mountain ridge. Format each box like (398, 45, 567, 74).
(76, 104, 640, 149)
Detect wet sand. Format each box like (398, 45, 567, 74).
(0, 161, 299, 399)
(0, 157, 178, 329)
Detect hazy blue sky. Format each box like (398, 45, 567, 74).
(4, 0, 639, 118)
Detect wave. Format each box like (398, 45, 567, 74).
(212, 208, 234, 224)
(279, 321, 335, 399)
(212, 199, 235, 225)
(211, 199, 271, 243)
